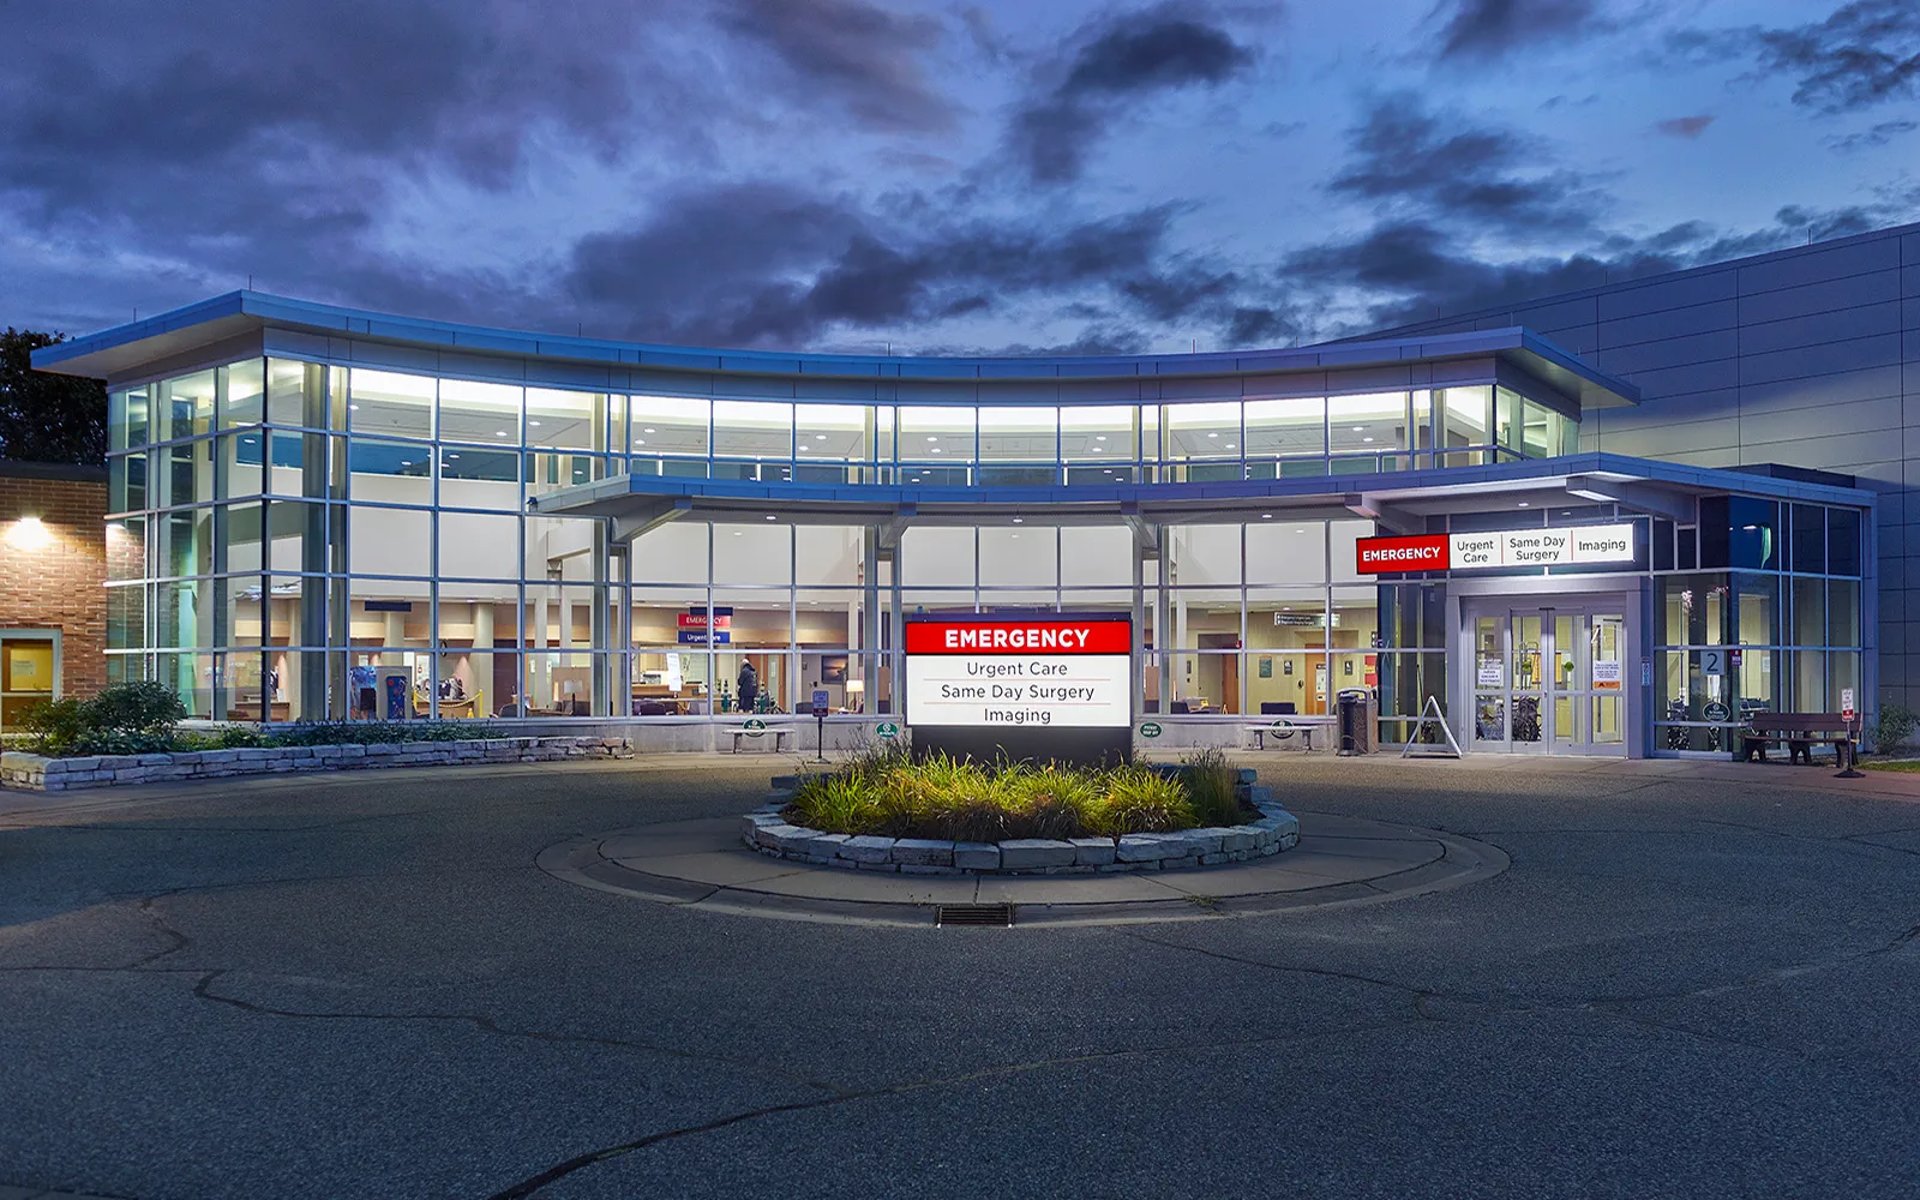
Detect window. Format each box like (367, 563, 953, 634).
(0, 631, 59, 732)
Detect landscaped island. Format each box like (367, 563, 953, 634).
(746, 748, 1302, 875)
(784, 748, 1249, 840)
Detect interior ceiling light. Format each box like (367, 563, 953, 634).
(529, 420, 542, 427)
(1352, 426, 1365, 432)
(644, 427, 656, 433)
(1362, 436, 1375, 443)
(1518, 501, 1530, 507)
(1261, 513, 1272, 520)
(495, 430, 509, 437)
(634, 439, 645, 446)
(1013, 517, 1023, 523)
(1225, 443, 1236, 449)
(1095, 435, 1107, 441)
(1207, 432, 1219, 438)
(349, 404, 359, 411)
(926, 435, 938, 442)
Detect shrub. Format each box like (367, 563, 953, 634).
(21, 683, 188, 756)
(1092, 765, 1196, 836)
(1868, 703, 1918, 755)
(1179, 747, 1244, 827)
(265, 720, 504, 747)
(1000, 764, 1100, 840)
(84, 681, 186, 734)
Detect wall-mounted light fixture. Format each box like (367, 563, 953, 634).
(5, 515, 53, 552)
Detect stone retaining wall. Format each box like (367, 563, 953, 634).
(741, 785, 1301, 875)
(0, 737, 632, 793)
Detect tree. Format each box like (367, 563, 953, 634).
(0, 328, 107, 465)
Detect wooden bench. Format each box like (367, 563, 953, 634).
(1741, 713, 1851, 765)
(730, 725, 795, 753)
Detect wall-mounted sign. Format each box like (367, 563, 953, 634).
(1593, 660, 1622, 690)
(678, 629, 730, 644)
(1477, 661, 1504, 688)
(1355, 523, 1637, 574)
(678, 611, 733, 630)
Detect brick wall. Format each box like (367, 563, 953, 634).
(0, 465, 109, 698)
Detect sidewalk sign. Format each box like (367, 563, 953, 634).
(1402, 695, 1463, 759)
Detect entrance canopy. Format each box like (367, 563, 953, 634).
(528, 452, 1873, 540)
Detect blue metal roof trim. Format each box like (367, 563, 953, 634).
(30, 290, 1637, 405)
(528, 451, 1873, 518)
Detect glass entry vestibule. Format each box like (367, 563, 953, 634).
(1467, 599, 1630, 755)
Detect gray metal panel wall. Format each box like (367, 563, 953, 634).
(1381, 224, 1918, 708)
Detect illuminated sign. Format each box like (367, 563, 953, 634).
(1355, 523, 1637, 574)
(904, 617, 1131, 729)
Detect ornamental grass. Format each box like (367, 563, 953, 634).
(784, 746, 1248, 841)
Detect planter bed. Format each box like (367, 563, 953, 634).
(0, 736, 633, 793)
(741, 777, 1301, 875)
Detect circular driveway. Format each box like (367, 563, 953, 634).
(2, 753, 1918, 1198)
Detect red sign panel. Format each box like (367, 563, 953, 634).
(677, 612, 732, 630)
(904, 618, 1132, 656)
(1355, 534, 1449, 574)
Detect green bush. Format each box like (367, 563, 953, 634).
(1091, 765, 1196, 835)
(784, 753, 1213, 840)
(20, 682, 188, 756)
(1868, 703, 1918, 755)
(1179, 747, 1245, 827)
(264, 720, 504, 747)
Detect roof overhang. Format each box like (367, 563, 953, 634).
(529, 452, 1869, 537)
(32, 291, 1639, 409)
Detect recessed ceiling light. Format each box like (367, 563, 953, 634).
(931, 447, 942, 454)
(529, 420, 541, 427)
(1261, 513, 1272, 520)
(495, 430, 509, 437)
(1225, 443, 1236, 449)
(732, 530, 743, 536)
(1352, 426, 1365, 432)
(1091, 446, 1102, 453)
(634, 439, 645, 446)
(1518, 501, 1530, 507)
(349, 404, 359, 411)
(1362, 436, 1375, 443)
(926, 435, 938, 442)
(1013, 517, 1023, 524)
(766, 514, 777, 521)
(1095, 435, 1107, 442)
(1295, 528, 1306, 533)
(814, 433, 826, 439)
(1207, 432, 1219, 439)
(644, 427, 655, 434)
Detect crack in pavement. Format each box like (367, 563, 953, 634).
(187, 969, 857, 1101)
(478, 1010, 1437, 1199)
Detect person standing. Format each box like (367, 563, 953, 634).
(736, 660, 759, 713)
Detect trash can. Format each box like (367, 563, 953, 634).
(1336, 688, 1373, 756)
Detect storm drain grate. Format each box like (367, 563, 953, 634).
(936, 903, 1015, 927)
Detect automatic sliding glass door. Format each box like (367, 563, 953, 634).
(1468, 602, 1627, 757)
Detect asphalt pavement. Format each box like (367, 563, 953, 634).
(2, 753, 1917, 1199)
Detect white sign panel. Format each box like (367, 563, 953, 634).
(1447, 523, 1636, 571)
(904, 618, 1132, 729)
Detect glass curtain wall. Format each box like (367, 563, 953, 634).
(1652, 499, 1865, 752)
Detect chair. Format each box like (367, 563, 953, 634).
(1170, 700, 1191, 715)
(635, 701, 671, 716)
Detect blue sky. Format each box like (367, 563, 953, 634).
(4, 0, 1917, 354)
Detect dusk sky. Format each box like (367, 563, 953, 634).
(6, 0, 1918, 355)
